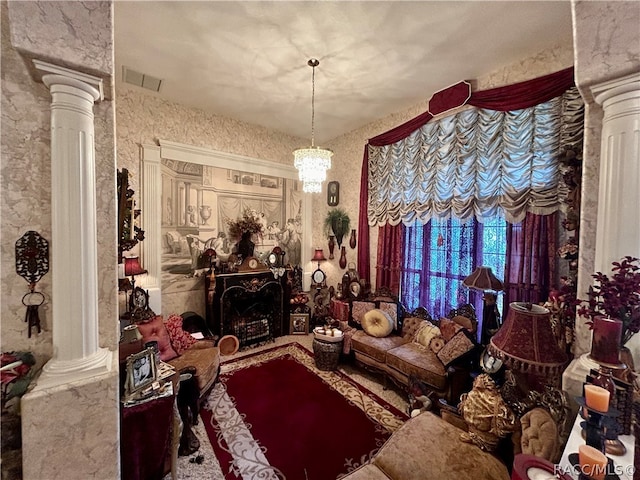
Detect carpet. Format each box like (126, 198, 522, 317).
(200, 342, 407, 480)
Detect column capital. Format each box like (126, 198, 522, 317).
(591, 72, 640, 107)
(33, 59, 103, 102)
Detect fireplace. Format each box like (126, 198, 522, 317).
(206, 271, 287, 348)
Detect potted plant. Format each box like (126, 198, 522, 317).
(578, 256, 640, 348)
(324, 208, 350, 248)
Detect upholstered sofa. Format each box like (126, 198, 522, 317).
(341, 411, 510, 480)
(350, 304, 477, 404)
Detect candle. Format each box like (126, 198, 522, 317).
(590, 316, 622, 365)
(578, 444, 608, 480)
(584, 384, 610, 413)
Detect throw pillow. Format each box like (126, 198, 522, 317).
(351, 301, 375, 325)
(439, 317, 463, 342)
(362, 309, 394, 338)
(451, 314, 474, 333)
(136, 315, 178, 362)
(165, 314, 198, 355)
(436, 329, 475, 366)
(378, 302, 399, 330)
(414, 321, 441, 348)
(429, 335, 446, 354)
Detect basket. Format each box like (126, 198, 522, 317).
(312, 338, 342, 371)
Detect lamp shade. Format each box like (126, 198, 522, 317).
(489, 302, 567, 377)
(311, 248, 327, 262)
(463, 266, 504, 292)
(123, 256, 147, 277)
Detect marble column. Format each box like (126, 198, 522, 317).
(563, 73, 640, 397)
(32, 61, 112, 389)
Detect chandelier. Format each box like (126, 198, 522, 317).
(293, 59, 333, 193)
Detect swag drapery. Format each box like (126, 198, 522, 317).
(359, 67, 583, 296)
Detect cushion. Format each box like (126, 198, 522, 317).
(351, 301, 375, 325)
(165, 314, 197, 355)
(351, 330, 407, 363)
(519, 408, 560, 462)
(413, 321, 441, 348)
(386, 343, 447, 390)
(401, 316, 426, 340)
(378, 301, 399, 330)
(136, 315, 178, 362)
(362, 309, 394, 338)
(436, 329, 475, 366)
(439, 317, 463, 342)
(429, 335, 446, 353)
(451, 314, 474, 332)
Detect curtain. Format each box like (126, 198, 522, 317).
(503, 212, 558, 307)
(357, 67, 580, 287)
(375, 224, 404, 295)
(367, 89, 584, 226)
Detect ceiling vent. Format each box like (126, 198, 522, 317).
(122, 66, 162, 92)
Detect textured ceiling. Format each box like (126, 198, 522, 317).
(114, 1, 573, 144)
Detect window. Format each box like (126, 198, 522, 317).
(401, 217, 506, 337)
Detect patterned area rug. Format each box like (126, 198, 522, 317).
(200, 342, 407, 480)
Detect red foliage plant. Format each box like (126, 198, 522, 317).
(578, 256, 640, 345)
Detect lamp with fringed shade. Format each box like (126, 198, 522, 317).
(489, 302, 567, 386)
(123, 256, 147, 291)
(463, 266, 504, 292)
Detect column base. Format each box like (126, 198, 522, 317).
(562, 353, 599, 400)
(34, 347, 113, 390)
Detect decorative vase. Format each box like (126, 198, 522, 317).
(328, 235, 336, 259)
(349, 229, 356, 249)
(237, 231, 255, 259)
(339, 246, 347, 269)
(199, 205, 212, 225)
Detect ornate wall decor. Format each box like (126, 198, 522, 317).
(15, 231, 49, 337)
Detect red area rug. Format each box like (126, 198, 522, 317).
(200, 342, 407, 480)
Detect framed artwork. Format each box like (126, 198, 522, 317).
(143, 140, 312, 298)
(290, 313, 309, 335)
(124, 347, 158, 399)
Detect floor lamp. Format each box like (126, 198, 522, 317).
(463, 266, 504, 345)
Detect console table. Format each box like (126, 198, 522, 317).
(205, 271, 289, 348)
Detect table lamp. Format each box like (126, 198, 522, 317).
(311, 248, 327, 288)
(489, 302, 567, 389)
(124, 256, 147, 291)
(463, 266, 504, 345)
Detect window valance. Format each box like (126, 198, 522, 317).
(367, 87, 584, 226)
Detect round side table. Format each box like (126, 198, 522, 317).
(312, 337, 343, 371)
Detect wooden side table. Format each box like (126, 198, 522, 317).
(121, 390, 176, 480)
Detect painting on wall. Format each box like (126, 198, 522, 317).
(160, 159, 303, 294)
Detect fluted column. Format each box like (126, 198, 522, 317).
(591, 73, 640, 273)
(141, 144, 162, 314)
(33, 61, 111, 388)
(563, 72, 640, 397)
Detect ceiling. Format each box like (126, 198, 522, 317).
(114, 1, 573, 144)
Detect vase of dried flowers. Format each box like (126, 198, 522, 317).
(578, 256, 640, 347)
(226, 208, 265, 258)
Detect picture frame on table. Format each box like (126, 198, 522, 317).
(290, 313, 310, 335)
(124, 347, 158, 399)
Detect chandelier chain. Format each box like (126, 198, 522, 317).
(310, 59, 318, 147)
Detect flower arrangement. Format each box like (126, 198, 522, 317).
(1, 351, 37, 411)
(557, 237, 579, 260)
(578, 256, 640, 345)
(226, 208, 265, 241)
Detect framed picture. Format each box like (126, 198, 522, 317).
(125, 347, 157, 399)
(290, 313, 309, 335)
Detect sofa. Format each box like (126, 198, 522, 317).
(350, 303, 477, 404)
(341, 411, 510, 480)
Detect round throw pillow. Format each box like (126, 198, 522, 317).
(362, 309, 394, 338)
(415, 321, 441, 348)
